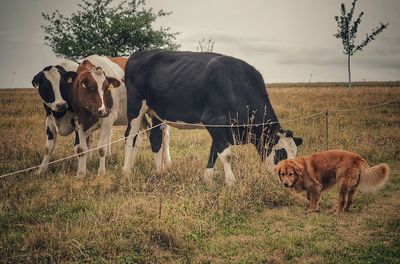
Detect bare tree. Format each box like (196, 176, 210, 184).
(196, 38, 215, 52)
(334, 0, 388, 90)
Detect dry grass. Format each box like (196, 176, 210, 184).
(0, 86, 399, 263)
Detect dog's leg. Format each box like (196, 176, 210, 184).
(288, 189, 309, 205)
(345, 188, 355, 212)
(337, 189, 347, 214)
(307, 187, 322, 213)
(344, 167, 360, 212)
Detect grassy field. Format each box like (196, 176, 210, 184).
(0, 86, 399, 263)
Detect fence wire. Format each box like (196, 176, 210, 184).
(0, 95, 399, 179)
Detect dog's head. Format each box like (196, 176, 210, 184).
(274, 159, 304, 188)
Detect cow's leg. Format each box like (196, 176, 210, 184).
(162, 124, 172, 169)
(207, 128, 235, 186)
(106, 130, 112, 157)
(97, 118, 113, 176)
(123, 131, 143, 176)
(218, 147, 235, 186)
(204, 144, 218, 184)
(75, 124, 89, 178)
(37, 116, 57, 174)
(87, 134, 94, 159)
(149, 118, 171, 173)
(73, 130, 80, 158)
(123, 101, 148, 176)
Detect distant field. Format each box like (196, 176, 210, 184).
(267, 81, 400, 88)
(0, 86, 399, 263)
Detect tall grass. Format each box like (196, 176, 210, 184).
(0, 86, 399, 263)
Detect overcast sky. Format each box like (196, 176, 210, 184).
(0, 0, 399, 88)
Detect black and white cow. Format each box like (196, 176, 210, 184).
(32, 60, 79, 173)
(123, 50, 302, 185)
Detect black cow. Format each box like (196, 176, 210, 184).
(32, 60, 79, 174)
(123, 50, 302, 185)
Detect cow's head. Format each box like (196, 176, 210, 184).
(264, 129, 303, 169)
(74, 66, 121, 118)
(32, 66, 77, 112)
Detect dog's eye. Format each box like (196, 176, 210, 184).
(289, 172, 293, 176)
(281, 173, 285, 176)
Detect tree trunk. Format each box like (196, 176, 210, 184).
(347, 54, 352, 91)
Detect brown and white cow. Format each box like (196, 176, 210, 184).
(67, 55, 171, 178)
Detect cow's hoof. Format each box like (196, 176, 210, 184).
(225, 177, 236, 186)
(76, 171, 86, 179)
(225, 173, 236, 186)
(122, 167, 131, 178)
(35, 168, 44, 175)
(165, 159, 172, 169)
(203, 168, 214, 185)
(97, 169, 106, 177)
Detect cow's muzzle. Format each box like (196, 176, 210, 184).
(55, 102, 67, 112)
(98, 108, 110, 118)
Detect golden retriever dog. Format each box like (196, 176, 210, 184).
(275, 149, 390, 214)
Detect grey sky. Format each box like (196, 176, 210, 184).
(0, 0, 399, 88)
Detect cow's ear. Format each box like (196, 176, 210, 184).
(106, 77, 121, 88)
(32, 72, 44, 88)
(62, 71, 78, 84)
(293, 137, 303, 146)
(273, 134, 280, 145)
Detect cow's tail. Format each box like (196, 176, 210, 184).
(358, 160, 390, 192)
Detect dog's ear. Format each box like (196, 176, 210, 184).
(291, 160, 304, 176)
(274, 163, 283, 181)
(274, 164, 281, 175)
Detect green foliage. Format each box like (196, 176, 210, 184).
(334, 0, 388, 56)
(41, 0, 180, 60)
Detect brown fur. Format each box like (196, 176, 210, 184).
(107, 57, 128, 71)
(71, 60, 121, 131)
(275, 149, 390, 214)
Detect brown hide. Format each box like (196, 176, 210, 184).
(71, 59, 118, 131)
(107, 57, 128, 70)
(77, 59, 95, 73)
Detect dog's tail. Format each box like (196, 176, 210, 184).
(358, 160, 390, 192)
